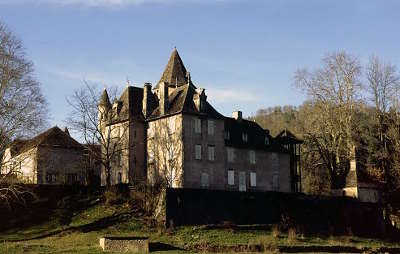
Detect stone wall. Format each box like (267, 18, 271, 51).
(182, 114, 226, 189)
(99, 236, 149, 253)
(37, 146, 84, 184)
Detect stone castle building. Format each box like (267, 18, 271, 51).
(99, 49, 301, 192)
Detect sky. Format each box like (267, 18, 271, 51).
(1, 0, 400, 130)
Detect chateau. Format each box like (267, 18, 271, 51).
(99, 49, 301, 192)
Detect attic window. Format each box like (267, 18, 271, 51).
(242, 132, 248, 142)
(224, 131, 230, 140)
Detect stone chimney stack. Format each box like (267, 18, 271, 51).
(159, 82, 169, 115)
(64, 127, 70, 136)
(142, 82, 152, 117)
(232, 111, 242, 121)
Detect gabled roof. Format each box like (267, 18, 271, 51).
(156, 49, 189, 88)
(9, 126, 83, 156)
(147, 84, 224, 120)
(275, 129, 303, 144)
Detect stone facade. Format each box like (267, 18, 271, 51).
(100, 49, 298, 193)
(1, 127, 85, 184)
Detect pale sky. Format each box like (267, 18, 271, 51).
(1, 0, 400, 130)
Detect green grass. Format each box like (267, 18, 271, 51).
(0, 197, 399, 253)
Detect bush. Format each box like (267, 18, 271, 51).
(52, 196, 79, 226)
(271, 225, 280, 238)
(104, 184, 130, 206)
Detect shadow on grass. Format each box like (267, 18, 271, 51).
(4, 211, 134, 242)
(149, 242, 184, 252)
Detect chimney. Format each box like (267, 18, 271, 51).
(64, 127, 70, 136)
(143, 82, 152, 117)
(232, 111, 242, 121)
(159, 82, 169, 115)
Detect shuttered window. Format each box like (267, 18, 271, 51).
(227, 147, 235, 162)
(201, 172, 209, 188)
(208, 145, 215, 161)
(228, 170, 235, 185)
(207, 120, 215, 135)
(249, 150, 256, 164)
(194, 118, 201, 133)
(250, 172, 256, 187)
(195, 145, 202, 160)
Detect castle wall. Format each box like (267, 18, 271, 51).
(182, 114, 225, 189)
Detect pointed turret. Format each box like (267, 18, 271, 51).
(99, 89, 111, 109)
(157, 48, 188, 87)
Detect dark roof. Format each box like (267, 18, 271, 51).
(275, 129, 303, 144)
(224, 118, 267, 150)
(99, 89, 111, 108)
(224, 117, 285, 152)
(148, 84, 224, 120)
(118, 86, 144, 120)
(155, 49, 191, 89)
(9, 126, 83, 156)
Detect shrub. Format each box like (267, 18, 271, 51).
(104, 184, 130, 206)
(271, 225, 280, 238)
(287, 228, 297, 245)
(52, 196, 78, 226)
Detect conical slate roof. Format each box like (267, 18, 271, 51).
(157, 48, 188, 87)
(99, 89, 111, 107)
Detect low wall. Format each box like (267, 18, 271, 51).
(165, 188, 386, 237)
(99, 236, 149, 253)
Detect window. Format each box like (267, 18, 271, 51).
(249, 150, 256, 164)
(228, 170, 235, 185)
(194, 118, 201, 134)
(208, 145, 215, 161)
(201, 172, 209, 188)
(224, 131, 230, 140)
(46, 173, 56, 183)
(207, 120, 215, 135)
(272, 172, 279, 191)
(67, 173, 78, 183)
(239, 171, 246, 192)
(250, 172, 256, 187)
(195, 145, 202, 160)
(242, 132, 248, 142)
(265, 136, 270, 145)
(227, 147, 235, 162)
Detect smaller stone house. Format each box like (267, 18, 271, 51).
(1, 126, 85, 184)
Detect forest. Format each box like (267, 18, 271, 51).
(251, 51, 400, 202)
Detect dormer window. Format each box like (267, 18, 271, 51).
(224, 131, 230, 140)
(242, 132, 248, 142)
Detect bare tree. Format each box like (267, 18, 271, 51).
(66, 83, 128, 188)
(147, 116, 183, 189)
(0, 21, 48, 207)
(294, 51, 362, 188)
(366, 56, 400, 191)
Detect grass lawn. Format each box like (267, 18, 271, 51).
(0, 196, 399, 253)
